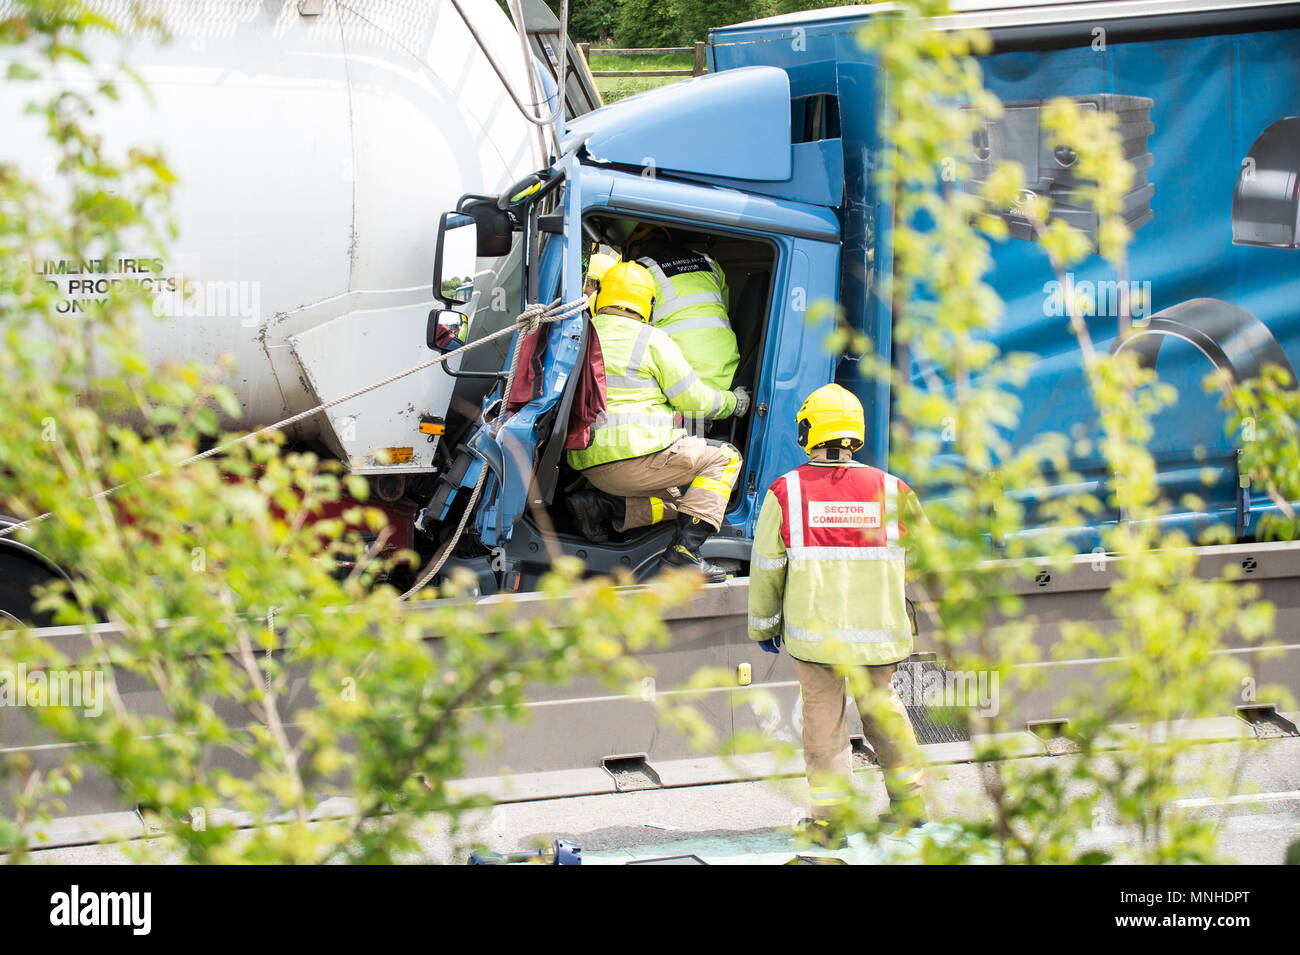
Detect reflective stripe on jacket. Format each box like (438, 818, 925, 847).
(637, 252, 740, 391)
(567, 311, 737, 470)
(747, 461, 916, 666)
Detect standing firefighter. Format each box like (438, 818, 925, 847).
(567, 260, 750, 580)
(748, 384, 927, 845)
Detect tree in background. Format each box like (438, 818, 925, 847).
(506, 0, 618, 43)
(564, 0, 619, 42)
(666, 0, 766, 46)
(523, 0, 871, 48)
(612, 0, 682, 48)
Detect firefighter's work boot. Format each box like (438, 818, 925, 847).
(878, 797, 928, 831)
(794, 817, 849, 851)
(655, 515, 728, 583)
(566, 489, 624, 543)
(879, 767, 928, 829)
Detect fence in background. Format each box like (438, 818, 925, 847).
(577, 41, 708, 78)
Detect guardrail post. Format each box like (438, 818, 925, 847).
(693, 40, 707, 76)
(578, 41, 590, 68)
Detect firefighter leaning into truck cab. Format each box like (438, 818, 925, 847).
(623, 224, 741, 394)
(748, 383, 928, 847)
(566, 260, 751, 581)
(584, 251, 618, 303)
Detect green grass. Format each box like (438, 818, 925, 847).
(586, 48, 696, 104)
(596, 75, 687, 102)
(589, 51, 693, 71)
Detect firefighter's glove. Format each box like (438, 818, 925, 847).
(758, 635, 781, 654)
(732, 386, 751, 417)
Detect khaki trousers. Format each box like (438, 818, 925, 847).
(794, 658, 926, 821)
(581, 436, 741, 532)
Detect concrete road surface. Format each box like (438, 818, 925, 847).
(23, 734, 1300, 865)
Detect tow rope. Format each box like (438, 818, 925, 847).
(1, 297, 590, 601)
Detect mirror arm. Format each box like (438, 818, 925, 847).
(496, 168, 565, 212)
(527, 168, 566, 206)
(457, 193, 498, 212)
(498, 174, 541, 210)
(442, 367, 511, 382)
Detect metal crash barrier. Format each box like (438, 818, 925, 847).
(3, 540, 1300, 820)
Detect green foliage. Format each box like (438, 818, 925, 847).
(765, 0, 870, 14)
(563, 0, 620, 43)
(504, 0, 880, 50)
(608, 0, 794, 48)
(666, 0, 766, 46)
(5, 0, 1294, 868)
(660, 0, 1300, 865)
(500, 1, 619, 43)
(0, 0, 696, 864)
(605, 0, 868, 48)
(441, 275, 471, 296)
(613, 0, 683, 48)
(538, 0, 868, 102)
(591, 48, 693, 103)
(842, 0, 1295, 863)
(1210, 363, 1300, 539)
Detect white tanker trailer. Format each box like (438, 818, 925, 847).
(1, 0, 541, 475)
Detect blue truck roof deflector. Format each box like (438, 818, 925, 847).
(566, 66, 793, 182)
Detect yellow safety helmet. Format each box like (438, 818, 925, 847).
(586, 252, 619, 284)
(627, 222, 671, 246)
(594, 260, 656, 322)
(796, 383, 865, 452)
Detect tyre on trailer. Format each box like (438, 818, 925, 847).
(0, 544, 65, 628)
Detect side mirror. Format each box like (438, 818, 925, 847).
(427, 308, 469, 353)
(463, 197, 515, 257)
(433, 202, 517, 308)
(433, 212, 477, 307)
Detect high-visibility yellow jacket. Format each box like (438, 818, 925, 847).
(636, 251, 740, 391)
(567, 311, 736, 470)
(747, 461, 919, 666)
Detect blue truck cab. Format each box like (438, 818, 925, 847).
(427, 0, 1300, 595)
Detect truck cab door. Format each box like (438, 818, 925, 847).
(576, 169, 845, 554)
(470, 165, 590, 556)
